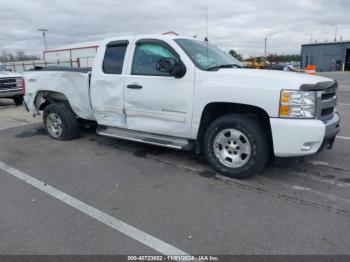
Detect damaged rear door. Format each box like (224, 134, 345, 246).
(90, 38, 131, 127)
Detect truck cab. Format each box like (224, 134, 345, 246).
(23, 35, 340, 178)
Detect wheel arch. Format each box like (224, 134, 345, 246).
(34, 90, 77, 116)
(196, 102, 274, 156)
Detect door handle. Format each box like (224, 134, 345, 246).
(127, 84, 143, 89)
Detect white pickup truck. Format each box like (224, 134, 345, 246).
(23, 35, 340, 178)
(0, 63, 24, 105)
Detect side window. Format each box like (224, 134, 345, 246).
(131, 42, 177, 76)
(102, 44, 127, 74)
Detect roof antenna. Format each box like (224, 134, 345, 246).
(205, 5, 209, 42)
(205, 5, 209, 69)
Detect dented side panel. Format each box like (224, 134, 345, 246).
(23, 71, 95, 120)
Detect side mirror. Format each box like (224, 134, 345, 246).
(156, 58, 186, 78)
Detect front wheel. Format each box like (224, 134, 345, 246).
(43, 103, 80, 140)
(203, 114, 269, 179)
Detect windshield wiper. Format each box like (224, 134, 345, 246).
(207, 64, 242, 71)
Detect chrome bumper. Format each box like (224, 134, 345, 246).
(0, 89, 22, 98)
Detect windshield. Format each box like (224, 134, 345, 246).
(175, 39, 242, 71)
(0, 64, 8, 71)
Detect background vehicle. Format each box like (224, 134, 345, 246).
(23, 35, 340, 179)
(245, 57, 269, 69)
(0, 63, 24, 106)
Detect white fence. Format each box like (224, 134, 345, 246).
(4, 56, 95, 73)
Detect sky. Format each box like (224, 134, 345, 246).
(0, 0, 349, 58)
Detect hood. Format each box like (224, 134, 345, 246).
(202, 68, 333, 90)
(0, 70, 22, 78)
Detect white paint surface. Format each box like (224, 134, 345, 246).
(23, 34, 338, 156)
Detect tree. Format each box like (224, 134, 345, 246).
(229, 50, 243, 62)
(266, 54, 301, 63)
(0, 50, 39, 62)
(266, 54, 279, 63)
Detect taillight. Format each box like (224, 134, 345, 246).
(22, 78, 25, 96)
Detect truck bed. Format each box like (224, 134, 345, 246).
(23, 68, 95, 120)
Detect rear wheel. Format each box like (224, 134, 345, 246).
(43, 103, 80, 140)
(13, 96, 23, 106)
(203, 114, 269, 179)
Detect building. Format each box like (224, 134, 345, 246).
(43, 41, 100, 67)
(301, 41, 350, 72)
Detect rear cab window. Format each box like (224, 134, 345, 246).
(102, 40, 129, 74)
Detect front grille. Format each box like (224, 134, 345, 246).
(0, 77, 22, 93)
(321, 92, 336, 100)
(316, 88, 337, 121)
(321, 107, 334, 117)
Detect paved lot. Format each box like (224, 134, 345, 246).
(0, 73, 350, 255)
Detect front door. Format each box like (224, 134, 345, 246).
(124, 38, 194, 138)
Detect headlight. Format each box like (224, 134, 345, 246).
(279, 90, 316, 118)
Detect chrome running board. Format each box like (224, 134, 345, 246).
(96, 126, 193, 150)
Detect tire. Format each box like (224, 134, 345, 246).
(13, 96, 23, 106)
(43, 103, 80, 140)
(203, 114, 269, 179)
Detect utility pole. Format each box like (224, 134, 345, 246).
(38, 28, 48, 50)
(334, 26, 338, 42)
(264, 37, 267, 58)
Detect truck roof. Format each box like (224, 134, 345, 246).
(45, 35, 199, 55)
(101, 34, 194, 45)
